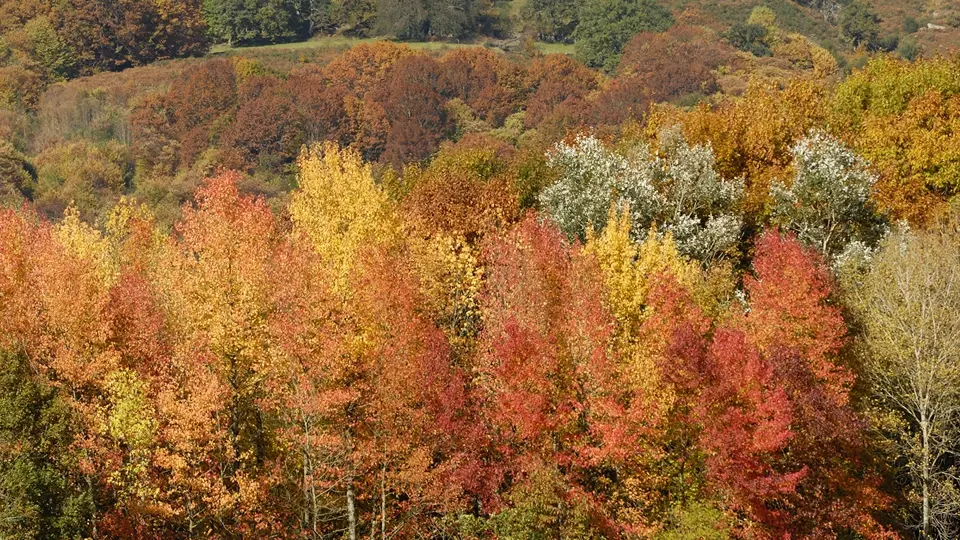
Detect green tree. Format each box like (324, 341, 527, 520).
(375, 0, 476, 40)
(34, 140, 133, 222)
(896, 35, 920, 61)
(573, 0, 672, 71)
(309, 0, 377, 35)
(656, 503, 730, 540)
(519, 0, 580, 42)
(203, 0, 309, 45)
(724, 22, 771, 57)
(374, 0, 428, 40)
(839, 1, 889, 51)
(0, 350, 93, 540)
(21, 16, 77, 81)
(489, 467, 606, 539)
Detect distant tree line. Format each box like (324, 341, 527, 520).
(199, 0, 677, 70)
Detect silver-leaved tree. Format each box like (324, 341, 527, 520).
(540, 129, 743, 261)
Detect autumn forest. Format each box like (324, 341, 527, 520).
(1, 0, 960, 538)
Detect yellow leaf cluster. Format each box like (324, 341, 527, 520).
(54, 205, 119, 287)
(832, 56, 960, 224)
(290, 142, 400, 298)
(584, 206, 702, 414)
(102, 368, 159, 502)
(410, 234, 483, 354)
(585, 206, 701, 331)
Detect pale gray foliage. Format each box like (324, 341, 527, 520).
(539, 132, 743, 261)
(770, 131, 886, 262)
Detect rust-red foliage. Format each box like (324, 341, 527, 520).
(376, 55, 453, 167)
(477, 215, 626, 504)
(440, 48, 525, 126)
(220, 82, 305, 171)
(525, 54, 599, 128)
(618, 26, 731, 102)
(169, 58, 237, 131)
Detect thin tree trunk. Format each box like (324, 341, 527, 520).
(347, 474, 357, 540)
(310, 469, 318, 538)
(303, 448, 310, 534)
(87, 474, 98, 539)
(380, 462, 386, 540)
(922, 413, 931, 539)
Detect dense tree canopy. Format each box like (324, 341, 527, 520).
(203, 0, 310, 45)
(0, 12, 960, 537)
(573, 0, 673, 71)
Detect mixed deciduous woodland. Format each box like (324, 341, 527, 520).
(2, 0, 960, 538)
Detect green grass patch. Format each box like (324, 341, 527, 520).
(536, 41, 577, 55)
(209, 35, 576, 58)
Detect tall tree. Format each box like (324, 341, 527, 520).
(859, 225, 960, 538)
(476, 215, 628, 530)
(736, 231, 890, 537)
(154, 171, 288, 533)
(375, 55, 453, 166)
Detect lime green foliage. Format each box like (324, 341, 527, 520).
(34, 140, 134, 222)
(21, 17, 78, 82)
(656, 503, 730, 540)
(747, 6, 776, 28)
(491, 467, 607, 539)
(103, 369, 158, 502)
(832, 55, 960, 123)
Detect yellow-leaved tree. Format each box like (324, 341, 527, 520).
(832, 56, 960, 224)
(582, 206, 713, 528)
(409, 233, 484, 359)
(290, 142, 401, 298)
(584, 206, 705, 415)
(584, 207, 732, 530)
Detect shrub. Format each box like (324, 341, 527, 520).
(724, 23, 772, 57)
(34, 140, 133, 220)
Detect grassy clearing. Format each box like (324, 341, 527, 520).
(209, 35, 576, 57)
(536, 41, 576, 54)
